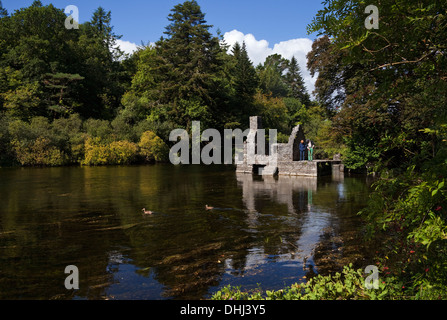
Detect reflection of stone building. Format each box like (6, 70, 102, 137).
(236, 116, 342, 177)
(236, 173, 317, 215)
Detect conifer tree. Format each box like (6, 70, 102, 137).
(151, 0, 226, 129)
(286, 56, 310, 105)
(231, 41, 258, 122)
(0, 1, 7, 18)
(257, 54, 289, 98)
(233, 42, 258, 101)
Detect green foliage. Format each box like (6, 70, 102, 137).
(81, 137, 138, 166)
(144, 0, 230, 129)
(285, 56, 310, 105)
(229, 42, 259, 123)
(42, 73, 84, 116)
(0, 2, 132, 120)
(0, 112, 170, 167)
(0, 0, 327, 170)
(301, 0, 447, 299)
(359, 126, 447, 297)
(307, 0, 447, 171)
(211, 264, 406, 300)
(252, 91, 290, 135)
(11, 136, 66, 166)
(83, 118, 114, 143)
(138, 131, 169, 162)
(257, 54, 289, 98)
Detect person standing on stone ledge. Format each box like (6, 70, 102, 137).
(307, 140, 314, 161)
(299, 140, 307, 161)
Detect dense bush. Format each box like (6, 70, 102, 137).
(81, 137, 139, 166)
(138, 130, 169, 162)
(0, 114, 14, 165)
(7, 117, 68, 166)
(211, 264, 406, 300)
(11, 137, 66, 166)
(0, 113, 169, 167)
(360, 158, 447, 297)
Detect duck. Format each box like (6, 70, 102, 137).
(205, 205, 214, 210)
(142, 208, 153, 215)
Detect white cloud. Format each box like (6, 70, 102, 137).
(114, 32, 317, 96)
(223, 30, 272, 66)
(223, 29, 316, 96)
(116, 39, 139, 56)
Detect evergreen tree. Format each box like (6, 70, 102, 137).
(285, 56, 310, 105)
(150, 0, 227, 129)
(0, 2, 78, 119)
(231, 41, 258, 123)
(42, 72, 84, 117)
(88, 7, 122, 58)
(257, 54, 289, 98)
(0, 1, 8, 18)
(75, 7, 127, 118)
(232, 42, 258, 101)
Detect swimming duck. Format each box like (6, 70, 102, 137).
(205, 205, 214, 210)
(142, 208, 153, 215)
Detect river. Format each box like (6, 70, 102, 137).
(0, 164, 374, 299)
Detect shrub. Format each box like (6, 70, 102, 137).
(109, 140, 139, 164)
(52, 113, 83, 163)
(211, 264, 406, 300)
(83, 118, 114, 143)
(138, 130, 169, 162)
(7, 117, 68, 166)
(82, 137, 110, 166)
(11, 137, 66, 166)
(358, 125, 447, 299)
(82, 137, 139, 166)
(0, 113, 14, 165)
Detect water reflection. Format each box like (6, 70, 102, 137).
(0, 165, 372, 300)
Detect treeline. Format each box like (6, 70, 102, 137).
(0, 0, 335, 167)
(307, 0, 447, 299)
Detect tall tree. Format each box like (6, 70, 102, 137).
(307, 35, 354, 115)
(0, 2, 79, 119)
(149, 0, 228, 129)
(231, 41, 259, 122)
(285, 56, 310, 105)
(42, 72, 84, 117)
(88, 7, 122, 59)
(307, 0, 447, 170)
(257, 54, 289, 98)
(0, 1, 7, 18)
(75, 7, 127, 119)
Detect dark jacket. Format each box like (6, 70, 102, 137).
(299, 142, 306, 151)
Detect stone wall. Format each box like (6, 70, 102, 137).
(235, 116, 340, 177)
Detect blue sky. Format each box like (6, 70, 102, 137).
(3, 0, 323, 44)
(2, 0, 325, 93)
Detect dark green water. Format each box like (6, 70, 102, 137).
(0, 164, 374, 300)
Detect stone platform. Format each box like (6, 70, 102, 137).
(235, 116, 344, 177)
(236, 160, 343, 177)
